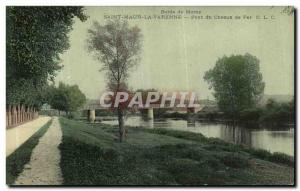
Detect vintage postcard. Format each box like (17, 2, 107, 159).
(6, 6, 295, 186)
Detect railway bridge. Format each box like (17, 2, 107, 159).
(81, 99, 201, 122)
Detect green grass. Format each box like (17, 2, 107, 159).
(6, 119, 53, 185)
(59, 118, 294, 185)
(142, 127, 294, 166)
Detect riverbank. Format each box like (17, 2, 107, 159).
(59, 117, 294, 185)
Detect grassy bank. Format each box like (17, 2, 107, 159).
(59, 117, 294, 185)
(6, 119, 53, 185)
(142, 128, 294, 166)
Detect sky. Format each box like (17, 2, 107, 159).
(55, 6, 294, 100)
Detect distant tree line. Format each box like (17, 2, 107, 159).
(239, 98, 295, 126)
(46, 82, 86, 115)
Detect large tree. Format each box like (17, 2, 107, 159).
(6, 6, 87, 107)
(87, 19, 142, 142)
(204, 53, 265, 119)
(48, 82, 86, 114)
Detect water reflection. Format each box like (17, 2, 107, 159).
(100, 116, 294, 156)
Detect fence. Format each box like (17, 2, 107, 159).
(6, 105, 38, 128)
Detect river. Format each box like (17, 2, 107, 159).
(100, 116, 294, 156)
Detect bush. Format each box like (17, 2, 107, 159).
(249, 148, 271, 159)
(95, 109, 115, 116)
(269, 152, 294, 166)
(259, 99, 294, 125)
(165, 158, 207, 185)
(163, 112, 187, 119)
(197, 112, 224, 121)
(220, 153, 250, 168)
(200, 156, 223, 170)
(246, 149, 294, 166)
(145, 128, 207, 142)
(67, 111, 82, 119)
(239, 108, 262, 122)
(153, 108, 169, 118)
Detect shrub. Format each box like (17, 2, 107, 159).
(163, 112, 187, 119)
(259, 99, 294, 125)
(221, 153, 250, 168)
(269, 152, 294, 166)
(249, 148, 272, 159)
(165, 158, 207, 185)
(247, 149, 294, 166)
(239, 108, 262, 122)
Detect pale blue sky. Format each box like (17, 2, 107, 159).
(55, 7, 294, 99)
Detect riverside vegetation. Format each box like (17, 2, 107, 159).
(58, 117, 294, 185)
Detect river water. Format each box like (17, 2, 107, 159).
(100, 116, 294, 156)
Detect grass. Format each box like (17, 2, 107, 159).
(58, 117, 294, 185)
(6, 119, 53, 185)
(142, 127, 294, 166)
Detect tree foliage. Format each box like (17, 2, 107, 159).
(239, 98, 294, 125)
(87, 19, 142, 142)
(87, 19, 142, 92)
(259, 98, 294, 125)
(204, 54, 265, 118)
(6, 6, 87, 107)
(48, 82, 86, 113)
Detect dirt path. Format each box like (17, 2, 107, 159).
(6, 116, 51, 156)
(14, 117, 63, 185)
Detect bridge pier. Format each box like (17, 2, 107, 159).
(88, 109, 95, 123)
(147, 108, 154, 119)
(187, 107, 196, 114)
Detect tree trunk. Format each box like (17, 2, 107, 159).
(117, 107, 125, 142)
(12, 105, 16, 125)
(7, 105, 11, 127)
(16, 104, 20, 124)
